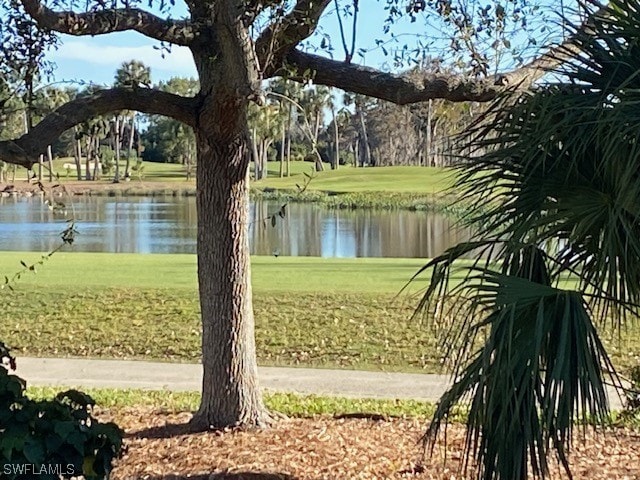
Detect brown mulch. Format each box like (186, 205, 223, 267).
(103, 407, 640, 480)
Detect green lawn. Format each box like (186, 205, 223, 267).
(50, 157, 189, 182)
(0, 252, 443, 372)
(254, 165, 454, 194)
(52, 160, 451, 192)
(26, 387, 445, 418)
(0, 251, 428, 293)
(26, 161, 461, 211)
(1, 251, 638, 375)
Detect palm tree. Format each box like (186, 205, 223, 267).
(40, 86, 70, 181)
(114, 60, 151, 179)
(417, 2, 640, 479)
(300, 86, 330, 171)
(269, 78, 303, 177)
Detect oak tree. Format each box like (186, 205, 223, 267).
(0, 0, 587, 430)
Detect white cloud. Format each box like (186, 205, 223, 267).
(51, 40, 197, 77)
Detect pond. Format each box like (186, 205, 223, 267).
(0, 195, 468, 258)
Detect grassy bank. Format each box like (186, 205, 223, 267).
(1, 251, 639, 375)
(50, 159, 451, 192)
(253, 165, 457, 211)
(10, 162, 458, 210)
(253, 165, 453, 193)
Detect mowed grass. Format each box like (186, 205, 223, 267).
(50, 158, 349, 185)
(0, 251, 428, 292)
(254, 165, 454, 194)
(26, 387, 446, 419)
(0, 252, 446, 372)
(51, 158, 191, 183)
(2, 251, 638, 374)
(51, 159, 448, 192)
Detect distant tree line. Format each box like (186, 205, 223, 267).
(0, 60, 478, 184)
(141, 70, 478, 177)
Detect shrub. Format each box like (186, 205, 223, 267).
(0, 342, 123, 479)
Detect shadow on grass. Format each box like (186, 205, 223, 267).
(143, 473, 297, 480)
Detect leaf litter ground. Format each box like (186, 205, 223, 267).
(104, 407, 640, 480)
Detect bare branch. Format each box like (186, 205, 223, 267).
(21, 0, 196, 46)
(256, 0, 331, 75)
(0, 88, 198, 169)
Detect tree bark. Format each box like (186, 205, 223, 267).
(332, 107, 339, 170)
(73, 127, 82, 180)
(426, 99, 433, 167)
(114, 117, 121, 183)
(279, 123, 285, 178)
(191, 124, 270, 429)
(188, 5, 269, 424)
(85, 137, 92, 181)
(125, 116, 135, 178)
(46, 145, 53, 182)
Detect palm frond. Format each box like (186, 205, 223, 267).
(415, 2, 640, 478)
(451, 21, 640, 320)
(424, 270, 616, 480)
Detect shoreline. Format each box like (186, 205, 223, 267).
(0, 181, 457, 212)
(0, 180, 197, 197)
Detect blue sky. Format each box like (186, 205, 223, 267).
(46, 3, 454, 87)
(45, 1, 563, 88)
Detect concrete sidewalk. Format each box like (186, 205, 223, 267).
(14, 357, 625, 409)
(15, 357, 451, 402)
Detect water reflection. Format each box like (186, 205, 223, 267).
(249, 202, 468, 258)
(0, 195, 468, 258)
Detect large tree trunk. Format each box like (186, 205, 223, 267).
(190, 98, 270, 430)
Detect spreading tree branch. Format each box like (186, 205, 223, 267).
(256, 0, 332, 75)
(279, 2, 608, 104)
(0, 88, 198, 169)
(21, 0, 196, 46)
(282, 2, 608, 106)
(283, 49, 505, 103)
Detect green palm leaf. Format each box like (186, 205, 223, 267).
(423, 251, 617, 480)
(418, 1, 640, 479)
